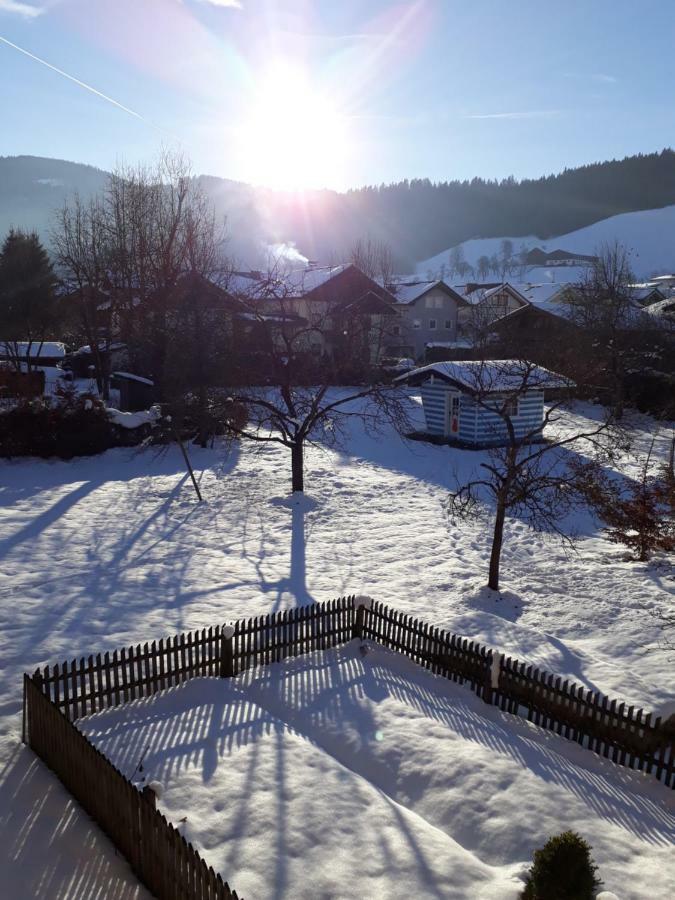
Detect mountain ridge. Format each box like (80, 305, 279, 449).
(2, 149, 674, 271)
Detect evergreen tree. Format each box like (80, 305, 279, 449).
(522, 831, 602, 900)
(0, 228, 57, 371)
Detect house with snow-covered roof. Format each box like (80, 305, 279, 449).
(384, 279, 468, 361)
(229, 263, 398, 365)
(453, 281, 582, 344)
(644, 295, 675, 324)
(627, 284, 666, 306)
(0, 340, 66, 368)
(396, 359, 569, 447)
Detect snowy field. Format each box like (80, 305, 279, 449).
(78, 642, 675, 900)
(0, 396, 673, 897)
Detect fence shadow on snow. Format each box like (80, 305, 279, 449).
(22, 595, 675, 900)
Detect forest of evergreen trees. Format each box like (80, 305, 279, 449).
(281, 148, 675, 267)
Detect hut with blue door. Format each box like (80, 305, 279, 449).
(396, 359, 570, 448)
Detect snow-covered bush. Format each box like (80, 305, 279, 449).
(0, 385, 160, 458)
(0, 391, 115, 459)
(521, 831, 602, 899)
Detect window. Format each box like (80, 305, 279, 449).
(490, 292, 510, 312)
(413, 319, 421, 329)
(488, 394, 518, 417)
(425, 295, 444, 309)
(428, 319, 437, 330)
(392, 324, 401, 336)
(444, 319, 453, 330)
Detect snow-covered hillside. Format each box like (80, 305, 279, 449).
(417, 204, 675, 280)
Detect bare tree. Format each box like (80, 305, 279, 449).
(448, 245, 473, 279)
(52, 195, 114, 398)
(349, 237, 395, 287)
(516, 242, 530, 279)
(446, 359, 618, 590)
(476, 255, 491, 281)
(222, 262, 408, 493)
(53, 150, 230, 409)
(498, 239, 515, 281)
(566, 241, 652, 418)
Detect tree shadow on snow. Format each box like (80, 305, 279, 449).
(248, 495, 317, 612)
(0, 442, 244, 719)
(76, 641, 674, 897)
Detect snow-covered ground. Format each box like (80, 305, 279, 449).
(78, 642, 675, 900)
(417, 203, 675, 280)
(0, 396, 673, 897)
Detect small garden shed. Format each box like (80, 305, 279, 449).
(110, 371, 156, 412)
(397, 359, 568, 447)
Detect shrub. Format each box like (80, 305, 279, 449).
(522, 831, 602, 900)
(574, 443, 675, 562)
(0, 392, 116, 459)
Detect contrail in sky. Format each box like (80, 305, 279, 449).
(0, 34, 150, 124)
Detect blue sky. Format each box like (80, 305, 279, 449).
(1, 0, 674, 189)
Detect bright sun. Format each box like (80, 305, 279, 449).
(237, 61, 351, 191)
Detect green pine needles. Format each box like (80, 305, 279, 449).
(522, 831, 602, 900)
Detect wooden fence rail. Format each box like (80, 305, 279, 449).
(24, 674, 240, 900)
(23, 596, 359, 899)
(362, 600, 674, 789)
(22, 594, 673, 900)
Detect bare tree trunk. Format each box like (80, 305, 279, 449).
(488, 496, 507, 590)
(173, 424, 203, 502)
(291, 440, 304, 493)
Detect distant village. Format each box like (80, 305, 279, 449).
(2, 239, 674, 419)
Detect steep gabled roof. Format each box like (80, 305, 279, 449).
(152, 272, 240, 312)
(225, 264, 397, 311)
(388, 279, 468, 307)
(460, 282, 529, 308)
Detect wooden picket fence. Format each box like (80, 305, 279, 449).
(28, 596, 356, 721)
(23, 595, 674, 900)
(360, 601, 674, 788)
(23, 674, 241, 900)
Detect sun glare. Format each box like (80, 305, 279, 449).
(237, 61, 351, 191)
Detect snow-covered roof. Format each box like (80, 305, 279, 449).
(397, 359, 570, 392)
(511, 282, 572, 306)
(458, 282, 578, 321)
(111, 371, 154, 385)
(73, 341, 126, 355)
(388, 280, 438, 305)
(227, 265, 347, 300)
(425, 339, 474, 349)
(649, 274, 675, 283)
(644, 297, 675, 318)
(454, 282, 528, 306)
(0, 341, 66, 358)
(628, 285, 664, 303)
